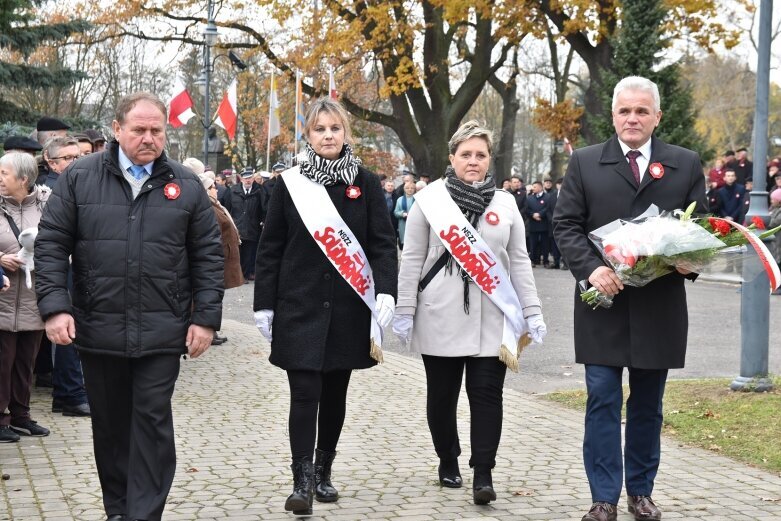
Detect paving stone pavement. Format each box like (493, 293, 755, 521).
(2, 319, 781, 521)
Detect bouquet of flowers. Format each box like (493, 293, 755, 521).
(580, 203, 781, 309)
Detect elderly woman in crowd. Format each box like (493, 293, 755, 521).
(0, 152, 51, 442)
(393, 121, 547, 505)
(254, 97, 397, 517)
(200, 173, 243, 288)
(393, 181, 416, 248)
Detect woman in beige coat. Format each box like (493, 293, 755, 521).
(0, 152, 51, 442)
(393, 121, 547, 505)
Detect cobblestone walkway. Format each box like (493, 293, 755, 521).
(2, 320, 780, 520)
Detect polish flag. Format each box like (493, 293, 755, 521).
(168, 79, 195, 128)
(214, 79, 238, 141)
(329, 66, 337, 100)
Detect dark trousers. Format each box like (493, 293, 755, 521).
(0, 330, 44, 426)
(549, 235, 561, 266)
(240, 239, 258, 278)
(80, 352, 181, 521)
(421, 355, 506, 468)
(583, 364, 667, 504)
(286, 370, 352, 462)
(52, 343, 88, 405)
(34, 334, 53, 375)
(529, 231, 550, 265)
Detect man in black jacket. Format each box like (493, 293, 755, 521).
(35, 92, 224, 521)
(223, 167, 265, 281)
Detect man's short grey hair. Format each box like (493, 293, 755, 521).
(0, 151, 39, 189)
(448, 120, 493, 155)
(43, 136, 79, 161)
(612, 76, 661, 113)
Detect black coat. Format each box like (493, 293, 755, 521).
(35, 140, 224, 358)
(223, 183, 264, 241)
(553, 135, 706, 369)
(254, 166, 398, 372)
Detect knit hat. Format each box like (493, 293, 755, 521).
(183, 157, 206, 176)
(771, 189, 781, 204)
(198, 173, 215, 190)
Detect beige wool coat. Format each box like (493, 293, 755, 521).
(396, 189, 542, 357)
(0, 186, 51, 331)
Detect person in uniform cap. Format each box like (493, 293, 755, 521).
(272, 161, 286, 173)
(3, 136, 42, 155)
(223, 166, 265, 281)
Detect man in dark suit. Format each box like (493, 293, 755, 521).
(223, 167, 265, 281)
(525, 180, 550, 267)
(553, 76, 705, 521)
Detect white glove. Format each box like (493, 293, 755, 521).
(392, 314, 413, 345)
(254, 309, 274, 342)
(527, 314, 547, 344)
(374, 293, 395, 328)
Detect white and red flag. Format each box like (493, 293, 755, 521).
(168, 79, 195, 128)
(214, 79, 238, 141)
(329, 66, 338, 100)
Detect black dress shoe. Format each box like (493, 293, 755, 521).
(438, 459, 462, 488)
(52, 400, 63, 413)
(62, 402, 91, 417)
(106, 515, 126, 521)
(582, 502, 617, 521)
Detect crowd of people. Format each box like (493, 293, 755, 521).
(0, 75, 779, 521)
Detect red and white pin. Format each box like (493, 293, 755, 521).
(485, 211, 500, 225)
(346, 185, 361, 199)
(649, 162, 664, 179)
(163, 183, 181, 200)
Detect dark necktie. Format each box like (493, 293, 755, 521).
(626, 150, 641, 185)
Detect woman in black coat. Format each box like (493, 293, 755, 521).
(253, 98, 398, 517)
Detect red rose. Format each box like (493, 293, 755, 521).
(751, 216, 766, 230)
(708, 217, 731, 236)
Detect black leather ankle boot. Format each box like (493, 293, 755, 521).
(438, 459, 462, 488)
(473, 466, 496, 505)
(285, 459, 314, 515)
(314, 448, 339, 503)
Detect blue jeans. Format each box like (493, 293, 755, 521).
(52, 342, 88, 405)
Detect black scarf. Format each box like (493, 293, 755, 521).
(299, 142, 360, 186)
(443, 166, 496, 313)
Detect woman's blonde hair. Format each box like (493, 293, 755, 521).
(448, 120, 493, 155)
(303, 97, 353, 145)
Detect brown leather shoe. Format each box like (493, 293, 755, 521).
(627, 495, 661, 520)
(581, 502, 617, 521)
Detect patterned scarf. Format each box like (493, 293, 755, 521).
(443, 166, 496, 313)
(299, 142, 360, 186)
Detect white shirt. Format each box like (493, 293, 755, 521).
(618, 138, 652, 182)
(117, 147, 153, 199)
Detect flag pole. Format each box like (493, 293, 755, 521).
(294, 70, 300, 160)
(266, 71, 273, 170)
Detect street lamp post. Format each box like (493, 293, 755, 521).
(731, 0, 773, 393)
(201, 0, 218, 167)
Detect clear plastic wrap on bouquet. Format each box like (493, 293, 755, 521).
(580, 205, 744, 308)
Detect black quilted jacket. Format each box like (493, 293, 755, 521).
(35, 141, 224, 357)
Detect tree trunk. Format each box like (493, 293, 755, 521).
(489, 73, 520, 182)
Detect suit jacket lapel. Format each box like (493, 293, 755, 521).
(600, 135, 637, 190)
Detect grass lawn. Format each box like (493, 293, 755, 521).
(544, 377, 781, 474)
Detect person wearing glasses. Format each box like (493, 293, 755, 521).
(40, 135, 93, 419)
(42, 136, 81, 188)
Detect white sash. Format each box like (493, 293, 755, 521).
(414, 179, 529, 371)
(282, 167, 384, 362)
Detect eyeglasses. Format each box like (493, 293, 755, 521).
(50, 155, 79, 163)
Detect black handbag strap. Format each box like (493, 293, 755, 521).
(4, 213, 21, 240)
(418, 251, 450, 292)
